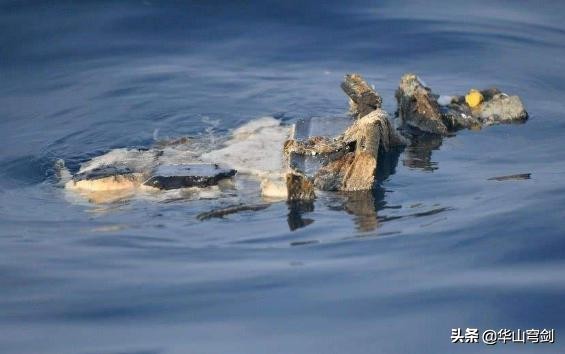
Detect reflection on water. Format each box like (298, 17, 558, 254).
(289, 144, 402, 233)
(402, 134, 443, 171)
(341, 146, 402, 232)
(342, 189, 383, 232)
(287, 200, 314, 231)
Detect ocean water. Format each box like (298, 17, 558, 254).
(1, 0, 565, 353)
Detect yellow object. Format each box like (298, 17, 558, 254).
(465, 89, 484, 108)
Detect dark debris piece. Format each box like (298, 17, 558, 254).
(488, 173, 531, 181)
(144, 163, 236, 190)
(341, 74, 383, 119)
(197, 203, 271, 220)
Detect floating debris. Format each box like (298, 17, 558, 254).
(286, 172, 316, 201)
(59, 71, 529, 212)
(70, 166, 144, 190)
(281, 75, 407, 197)
(197, 203, 271, 221)
(488, 173, 531, 181)
(341, 73, 383, 119)
(143, 164, 236, 190)
(396, 73, 528, 135)
(411, 206, 453, 217)
(479, 94, 528, 125)
(465, 89, 484, 108)
(290, 240, 319, 246)
(396, 73, 448, 135)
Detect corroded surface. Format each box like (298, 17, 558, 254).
(341, 74, 383, 119)
(63, 71, 528, 205)
(283, 74, 407, 197)
(286, 172, 316, 201)
(396, 73, 528, 135)
(395, 73, 448, 135)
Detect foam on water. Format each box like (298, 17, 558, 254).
(64, 116, 290, 203)
(201, 116, 291, 178)
(77, 148, 161, 174)
(76, 116, 288, 178)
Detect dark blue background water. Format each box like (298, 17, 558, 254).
(1, 1, 565, 353)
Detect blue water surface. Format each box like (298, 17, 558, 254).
(1, 0, 565, 353)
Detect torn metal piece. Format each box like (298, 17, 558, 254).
(341, 109, 407, 155)
(341, 73, 383, 119)
(314, 152, 355, 191)
(287, 108, 405, 194)
(324, 110, 404, 191)
(395, 73, 448, 135)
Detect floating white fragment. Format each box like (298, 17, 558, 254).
(437, 95, 453, 106)
(260, 178, 287, 199)
(77, 148, 159, 175)
(63, 116, 292, 204)
(201, 116, 291, 179)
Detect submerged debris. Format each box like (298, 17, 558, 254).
(197, 203, 271, 220)
(488, 173, 531, 181)
(290, 240, 319, 246)
(153, 136, 190, 148)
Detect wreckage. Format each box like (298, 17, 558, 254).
(275, 73, 527, 199)
(58, 72, 527, 208)
(396, 73, 528, 135)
